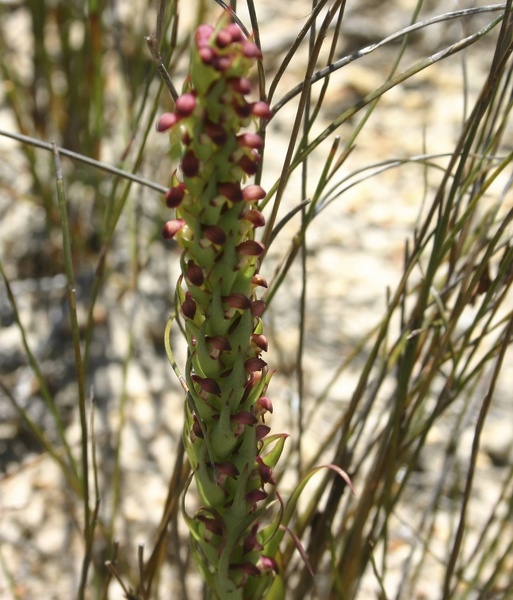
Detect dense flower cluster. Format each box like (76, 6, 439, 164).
(158, 14, 286, 599)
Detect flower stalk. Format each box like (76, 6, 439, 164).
(158, 13, 286, 599)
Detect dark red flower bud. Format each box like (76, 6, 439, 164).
(185, 260, 204, 286)
(218, 182, 243, 203)
(191, 374, 222, 396)
(162, 219, 185, 240)
(224, 293, 252, 310)
(165, 183, 185, 208)
(182, 150, 200, 177)
(215, 461, 240, 478)
(232, 562, 261, 576)
(251, 334, 268, 352)
(181, 291, 197, 319)
(246, 488, 267, 503)
(175, 93, 197, 117)
(243, 524, 263, 554)
(251, 300, 266, 317)
(234, 101, 252, 119)
(242, 185, 266, 202)
(205, 121, 228, 146)
(256, 424, 271, 440)
(243, 209, 265, 228)
(256, 456, 274, 484)
(192, 416, 204, 439)
(157, 112, 179, 132)
(237, 152, 260, 175)
(236, 240, 265, 256)
(202, 225, 226, 246)
(245, 357, 267, 372)
(206, 335, 232, 353)
(229, 77, 251, 95)
(251, 274, 268, 288)
(197, 512, 223, 536)
(231, 411, 258, 426)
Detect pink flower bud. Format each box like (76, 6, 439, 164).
(216, 28, 233, 48)
(156, 112, 179, 132)
(195, 24, 214, 47)
(198, 46, 215, 64)
(162, 219, 185, 240)
(251, 101, 273, 120)
(241, 40, 262, 59)
(242, 185, 266, 202)
(225, 23, 244, 43)
(259, 555, 279, 573)
(175, 93, 196, 117)
(237, 132, 263, 150)
(257, 396, 273, 414)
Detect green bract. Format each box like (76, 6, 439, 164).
(158, 13, 286, 599)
